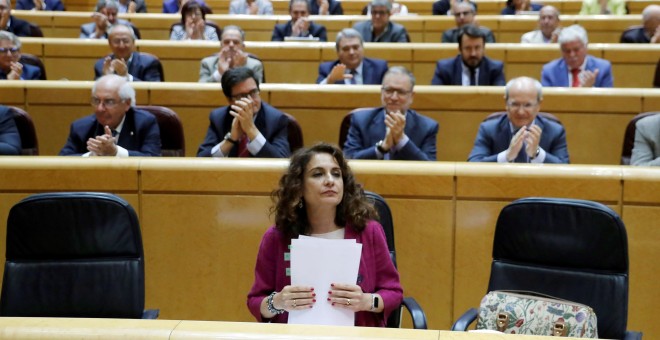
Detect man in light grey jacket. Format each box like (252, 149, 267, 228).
(199, 25, 264, 83)
(631, 114, 660, 166)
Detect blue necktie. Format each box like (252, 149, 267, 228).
(349, 69, 357, 85)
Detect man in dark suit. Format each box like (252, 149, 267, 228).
(432, 24, 505, 86)
(353, 0, 408, 43)
(541, 24, 613, 87)
(344, 66, 438, 160)
(94, 24, 163, 81)
(620, 5, 659, 43)
(309, 0, 342, 15)
(442, 1, 495, 43)
(0, 31, 41, 80)
(468, 77, 569, 163)
(271, 0, 327, 41)
(317, 28, 388, 85)
(197, 67, 290, 158)
(16, 0, 65, 10)
(0, 0, 32, 37)
(60, 74, 161, 157)
(0, 105, 21, 155)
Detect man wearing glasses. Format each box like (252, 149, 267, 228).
(94, 24, 162, 81)
(0, 31, 41, 80)
(197, 67, 290, 158)
(441, 1, 495, 43)
(467, 77, 570, 163)
(353, 0, 408, 43)
(343, 66, 438, 160)
(0, 0, 32, 37)
(59, 74, 161, 156)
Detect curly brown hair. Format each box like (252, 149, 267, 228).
(271, 143, 377, 238)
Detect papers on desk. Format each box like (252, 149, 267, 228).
(288, 236, 362, 326)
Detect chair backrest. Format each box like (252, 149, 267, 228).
(247, 53, 266, 83)
(488, 197, 630, 340)
(283, 112, 303, 153)
(338, 108, 377, 149)
(621, 111, 660, 165)
(1, 192, 146, 318)
(363, 190, 401, 328)
(138, 52, 164, 81)
(129, 23, 142, 40)
(19, 53, 47, 80)
(484, 111, 562, 125)
(27, 22, 43, 37)
(136, 105, 185, 156)
(8, 106, 38, 155)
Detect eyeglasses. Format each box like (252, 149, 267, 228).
(381, 87, 411, 97)
(0, 47, 20, 55)
(371, 10, 389, 16)
(507, 101, 538, 110)
(91, 97, 123, 108)
(229, 88, 259, 102)
(110, 38, 132, 45)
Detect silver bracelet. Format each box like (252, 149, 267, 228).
(267, 291, 285, 315)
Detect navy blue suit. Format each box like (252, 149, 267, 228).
(0, 106, 21, 155)
(343, 107, 438, 160)
(94, 52, 163, 81)
(5, 16, 32, 37)
(467, 114, 569, 163)
(59, 108, 161, 156)
(196, 102, 290, 158)
(620, 27, 650, 43)
(271, 21, 327, 42)
(0, 63, 41, 80)
(316, 57, 388, 84)
(431, 55, 505, 86)
(541, 55, 613, 87)
(500, 2, 542, 14)
(309, 0, 342, 14)
(16, 0, 65, 10)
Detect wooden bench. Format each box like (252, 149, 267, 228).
(0, 159, 657, 337)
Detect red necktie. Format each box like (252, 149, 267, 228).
(571, 69, 581, 87)
(238, 136, 250, 157)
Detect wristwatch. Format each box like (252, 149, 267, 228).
(371, 294, 380, 311)
(530, 147, 541, 160)
(376, 140, 389, 154)
(224, 132, 238, 144)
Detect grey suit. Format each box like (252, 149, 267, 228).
(79, 19, 130, 39)
(353, 21, 408, 43)
(228, 0, 273, 14)
(199, 55, 264, 83)
(631, 114, 660, 166)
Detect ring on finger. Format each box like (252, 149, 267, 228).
(292, 299, 297, 308)
(346, 298, 351, 306)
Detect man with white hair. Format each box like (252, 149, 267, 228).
(0, 0, 33, 36)
(353, 0, 408, 42)
(59, 74, 161, 156)
(541, 24, 613, 87)
(0, 31, 42, 80)
(521, 5, 561, 43)
(620, 4, 660, 43)
(80, 0, 130, 39)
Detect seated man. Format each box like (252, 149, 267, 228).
(521, 6, 561, 43)
(80, 0, 130, 39)
(200, 25, 264, 83)
(197, 67, 290, 158)
(432, 24, 505, 86)
(541, 24, 613, 87)
(468, 77, 569, 163)
(59, 74, 161, 157)
(310, 0, 343, 15)
(353, 0, 408, 43)
(95, 0, 147, 13)
(271, 0, 326, 41)
(0, 105, 21, 155)
(1, 0, 33, 37)
(317, 28, 388, 85)
(631, 114, 660, 166)
(0, 31, 41, 80)
(344, 66, 438, 160)
(16, 0, 65, 10)
(94, 24, 163, 81)
(229, 0, 273, 14)
(620, 5, 660, 43)
(442, 1, 495, 43)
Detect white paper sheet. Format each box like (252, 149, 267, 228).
(288, 237, 362, 326)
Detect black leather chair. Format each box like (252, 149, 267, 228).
(136, 105, 185, 156)
(363, 190, 427, 329)
(338, 107, 372, 149)
(284, 112, 304, 153)
(620, 112, 659, 165)
(451, 197, 642, 340)
(1, 192, 158, 319)
(8, 106, 39, 155)
(19, 53, 47, 80)
(27, 21, 44, 37)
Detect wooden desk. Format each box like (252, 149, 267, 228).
(0, 160, 656, 337)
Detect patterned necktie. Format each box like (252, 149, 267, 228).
(571, 68, 581, 87)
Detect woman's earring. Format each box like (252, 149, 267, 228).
(298, 199, 303, 209)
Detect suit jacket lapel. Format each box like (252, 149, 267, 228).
(362, 59, 373, 84)
(452, 56, 463, 85)
(117, 109, 138, 150)
(558, 59, 569, 86)
(370, 109, 387, 143)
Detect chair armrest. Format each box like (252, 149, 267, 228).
(142, 309, 160, 319)
(401, 297, 427, 329)
(451, 308, 478, 331)
(624, 330, 643, 340)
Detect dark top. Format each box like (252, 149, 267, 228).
(0, 106, 21, 155)
(0, 63, 41, 80)
(309, 0, 343, 14)
(431, 55, 505, 86)
(316, 57, 388, 85)
(442, 26, 496, 43)
(16, 0, 65, 10)
(5, 16, 32, 37)
(271, 21, 327, 42)
(620, 27, 651, 43)
(500, 2, 542, 14)
(94, 52, 163, 81)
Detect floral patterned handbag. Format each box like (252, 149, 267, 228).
(476, 290, 598, 337)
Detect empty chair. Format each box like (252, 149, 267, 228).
(1, 192, 158, 319)
(136, 105, 185, 156)
(8, 106, 38, 155)
(283, 112, 303, 153)
(19, 53, 47, 80)
(451, 197, 641, 339)
(621, 112, 659, 165)
(363, 190, 427, 329)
